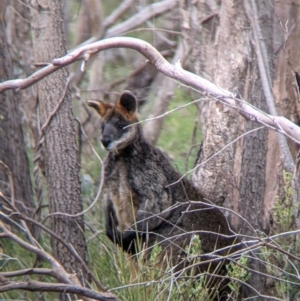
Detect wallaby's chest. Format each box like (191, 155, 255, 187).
(103, 159, 140, 232)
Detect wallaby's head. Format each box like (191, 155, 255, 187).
(87, 91, 139, 152)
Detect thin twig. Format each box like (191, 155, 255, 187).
(124, 97, 202, 129)
(43, 145, 104, 220)
(0, 268, 54, 278)
(166, 126, 265, 186)
(75, 117, 102, 163)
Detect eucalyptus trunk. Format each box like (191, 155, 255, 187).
(192, 0, 277, 297)
(30, 0, 87, 284)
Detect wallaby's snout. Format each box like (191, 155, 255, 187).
(101, 122, 119, 150)
(101, 136, 111, 149)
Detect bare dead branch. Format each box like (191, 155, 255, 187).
(0, 223, 72, 284)
(0, 222, 76, 284)
(1, 37, 300, 149)
(69, 0, 177, 88)
(0, 161, 37, 246)
(0, 277, 119, 301)
(0, 64, 60, 91)
(0, 268, 54, 278)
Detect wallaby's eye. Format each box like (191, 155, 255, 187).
(117, 122, 125, 129)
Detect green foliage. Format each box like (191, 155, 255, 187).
(226, 254, 250, 293)
(88, 237, 168, 301)
(172, 235, 209, 301)
(262, 171, 300, 300)
(185, 234, 202, 258)
(87, 233, 250, 301)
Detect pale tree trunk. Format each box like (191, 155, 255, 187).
(0, 9, 34, 220)
(193, 0, 300, 234)
(30, 0, 87, 287)
(191, 0, 277, 297)
(193, 0, 270, 232)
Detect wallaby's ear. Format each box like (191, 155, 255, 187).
(117, 91, 137, 114)
(87, 100, 111, 116)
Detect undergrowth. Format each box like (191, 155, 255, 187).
(262, 171, 300, 300)
(87, 230, 247, 301)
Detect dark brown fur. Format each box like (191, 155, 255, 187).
(88, 91, 241, 299)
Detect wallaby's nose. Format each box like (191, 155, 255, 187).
(101, 137, 111, 149)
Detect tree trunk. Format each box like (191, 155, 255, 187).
(192, 0, 276, 297)
(0, 7, 34, 220)
(30, 0, 87, 286)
